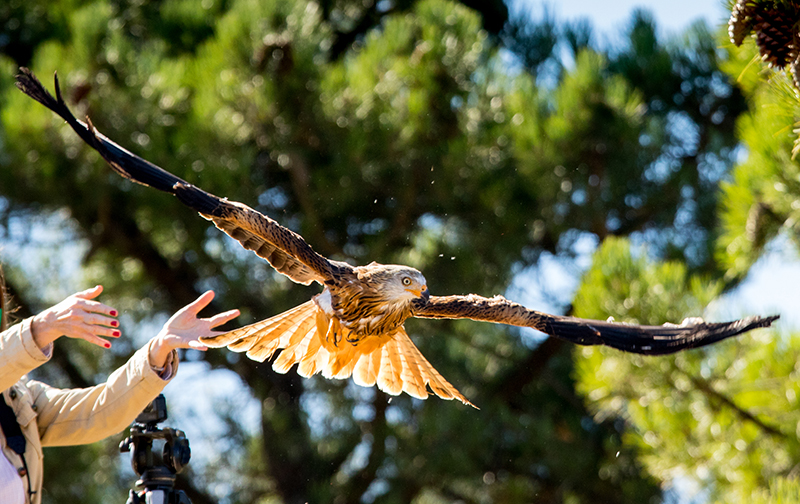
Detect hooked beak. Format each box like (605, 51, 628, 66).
(406, 286, 430, 302)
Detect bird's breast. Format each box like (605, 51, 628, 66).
(314, 287, 411, 338)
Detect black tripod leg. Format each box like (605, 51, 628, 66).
(126, 489, 142, 504)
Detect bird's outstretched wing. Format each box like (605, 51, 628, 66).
(412, 294, 778, 355)
(14, 68, 339, 286)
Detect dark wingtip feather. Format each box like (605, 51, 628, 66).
(15, 67, 63, 113)
(16, 67, 192, 195)
(544, 314, 779, 355)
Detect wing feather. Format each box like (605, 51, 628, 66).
(200, 301, 317, 363)
(412, 294, 778, 355)
(14, 68, 338, 286)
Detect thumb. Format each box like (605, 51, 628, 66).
(183, 290, 215, 316)
(74, 285, 103, 300)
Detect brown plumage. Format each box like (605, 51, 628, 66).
(15, 68, 779, 408)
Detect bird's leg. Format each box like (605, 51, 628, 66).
(345, 332, 362, 346)
(316, 310, 338, 351)
(324, 317, 343, 348)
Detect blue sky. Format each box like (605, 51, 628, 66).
(517, 0, 729, 34)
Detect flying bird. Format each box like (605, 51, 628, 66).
(15, 68, 779, 407)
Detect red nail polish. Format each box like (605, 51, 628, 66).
(113, 330, 120, 337)
(104, 342, 111, 348)
(111, 320, 119, 327)
(110, 310, 118, 317)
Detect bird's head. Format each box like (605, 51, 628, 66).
(377, 265, 429, 304)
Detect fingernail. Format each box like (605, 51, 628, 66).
(113, 330, 121, 337)
(104, 342, 111, 348)
(110, 310, 118, 317)
(111, 320, 119, 327)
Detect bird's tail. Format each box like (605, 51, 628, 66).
(540, 314, 780, 355)
(14, 68, 221, 211)
(201, 303, 475, 406)
(366, 328, 475, 407)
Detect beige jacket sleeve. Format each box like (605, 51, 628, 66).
(0, 318, 52, 392)
(29, 339, 179, 447)
(1, 316, 179, 447)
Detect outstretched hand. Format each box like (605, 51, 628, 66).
(148, 290, 240, 368)
(31, 285, 120, 350)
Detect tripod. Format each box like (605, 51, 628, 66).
(120, 394, 192, 504)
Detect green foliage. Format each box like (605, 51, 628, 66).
(41, 441, 127, 503)
(573, 236, 720, 325)
(747, 477, 800, 504)
(575, 237, 798, 503)
(716, 33, 800, 282)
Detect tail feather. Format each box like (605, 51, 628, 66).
(396, 339, 428, 400)
(393, 329, 475, 407)
(377, 340, 404, 396)
(352, 350, 382, 388)
(324, 343, 362, 379)
(297, 336, 330, 378)
(203, 301, 474, 405)
(245, 336, 286, 362)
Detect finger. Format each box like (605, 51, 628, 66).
(65, 322, 120, 341)
(84, 324, 122, 339)
(76, 330, 114, 349)
(187, 340, 208, 351)
(78, 298, 119, 317)
(206, 309, 241, 329)
(73, 285, 104, 301)
(83, 313, 120, 328)
(182, 290, 216, 317)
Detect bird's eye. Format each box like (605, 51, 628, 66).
(402, 277, 412, 286)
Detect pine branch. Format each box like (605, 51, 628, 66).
(687, 373, 787, 440)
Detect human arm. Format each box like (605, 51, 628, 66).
(0, 286, 119, 391)
(30, 290, 239, 446)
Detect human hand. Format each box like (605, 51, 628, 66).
(148, 290, 240, 368)
(31, 285, 120, 350)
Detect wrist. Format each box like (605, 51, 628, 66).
(31, 314, 58, 350)
(148, 333, 174, 369)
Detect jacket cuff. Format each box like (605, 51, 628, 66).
(18, 317, 52, 363)
(142, 339, 180, 383)
(0, 318, 52, 391)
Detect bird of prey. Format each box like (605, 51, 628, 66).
(15, 68, 778, 407)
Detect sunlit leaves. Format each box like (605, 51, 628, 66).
(713, 23, 800, 283)
(575, 237, 797, 503)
